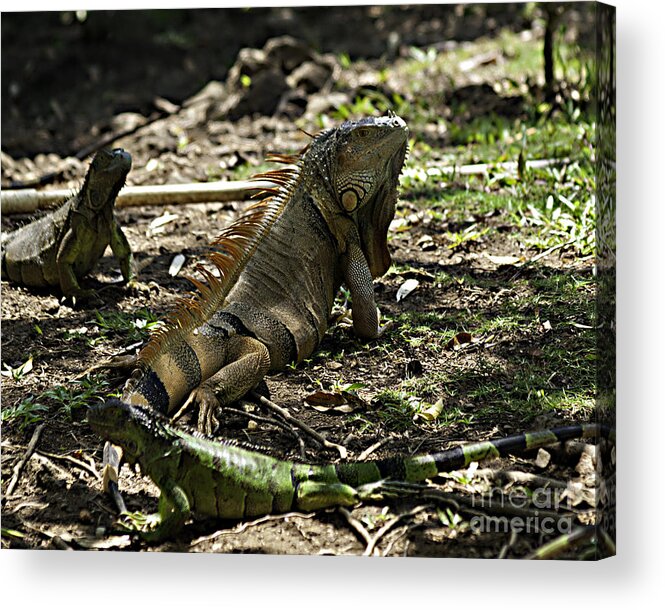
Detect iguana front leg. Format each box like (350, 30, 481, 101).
(55, 228, 95, 298)
(109, 219, 135, 284)
(109, 219, 154, 295)
(342, 241, 382, 339)
(175, 335, 271, 433)
(119, 478, 191, 542)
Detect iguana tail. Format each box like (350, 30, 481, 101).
(332, 424, 611, 488)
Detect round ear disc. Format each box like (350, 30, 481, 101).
(341, 190, 358, 212)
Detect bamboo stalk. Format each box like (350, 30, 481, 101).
(1, 157, 571, 215)
(400, 157, 570, 179)
(1, 178, 279, 215)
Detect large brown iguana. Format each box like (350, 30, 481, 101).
(113, 114, 409, 432)
(1, 148, 136, 300)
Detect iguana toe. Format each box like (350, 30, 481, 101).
(125, 278, 157, 296)
(171, 385, 221, 434)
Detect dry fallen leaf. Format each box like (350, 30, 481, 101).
(416, 398, 445, 422)
(148, 212, 179, 235)
(304, 390, 366, 414)
(168, 253, 186, 277)
(389, 217, 410, 232)
(446, 332, 473, 349)
(396, 278, 419, 302)
(417, 235, 436, 251)
(535, 448, 551, 468)
(483, 252, 522, 266)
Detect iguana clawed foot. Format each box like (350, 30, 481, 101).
(115, 511, 167, 542)
(124, 278, 158, 296)
(332, 306, 392, 338)
(356, 480, 430, 502)
(171, 385, 221, 434)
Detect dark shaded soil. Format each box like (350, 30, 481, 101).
(1, 6, 610, 557)
(2, 4, 531, 158)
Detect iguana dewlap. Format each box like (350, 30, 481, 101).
(122, 115, 409, 430)
(1, 148, 135, 298)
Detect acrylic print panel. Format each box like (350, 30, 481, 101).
(1, 2, 615, 559)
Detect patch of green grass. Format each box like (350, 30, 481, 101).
(1, 397, 49, 430)
(2, 374, 114, 429)
(89, 308, 160, 347)
(40, 375, 113, 419)
(368, 384, 474, 433)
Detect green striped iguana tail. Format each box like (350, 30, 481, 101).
(1, 148, 136, 300)
(115, 114, 409, 432)
(88, 400, 610, 541)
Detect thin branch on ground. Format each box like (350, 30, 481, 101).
(421, 487, 575, 525)
(357, 437, 393, 461)
(363, 506, 428, 557)
(338, 507, 373, 550)
(498, 529, 519, 559)
(35, 450, 101, 480)
(4, 423, 45, 498)
(250, 390, 347, 458)
(380, 524, 413, 557)
(511, 236, 586, 280)
(234, 403, 306, 459)
(524, 525, 596, 560)
(473, 468, 569, 489)
(190, 511, 316, 547)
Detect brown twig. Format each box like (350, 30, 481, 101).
(338, 507, 373, 550)
(363, 506, 427, 557)
(4, 423, 45, 498)
(473, 468, 568, 489)
(232, 403, 306, 459)
(250, 391, 347, 459)
(357, 437, 393, 461)
(190, 511, 315, 547)
(35, 450, 101, 480)
(524, 526, 596, 560)
(420, 488, 575, 525)
(498, 529, 519, 559)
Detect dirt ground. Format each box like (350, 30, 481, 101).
(1, 6, 612, 557)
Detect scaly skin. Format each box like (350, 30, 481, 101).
(88, 400, 609, 542)
(121, 115, 409, 431)
(1, 148, 135, 299)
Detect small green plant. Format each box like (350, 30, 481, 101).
(1, 397, 49, 430)
(444, 225, 490, 250)
(91, 308, 160, 346)
(1, 356, 33, 381)
(41, 375, 112, 420)
(3, 374, 114, 430)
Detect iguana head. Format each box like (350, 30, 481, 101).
(316, 114, 409, 277)
(83, 148, 132, 211)
(87, 399, 169, 465)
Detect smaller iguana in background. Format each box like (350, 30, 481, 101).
(1, 147, 136, 300)
(88, 400, 610, 542)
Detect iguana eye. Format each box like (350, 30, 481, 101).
(357, 127, 370, 138)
